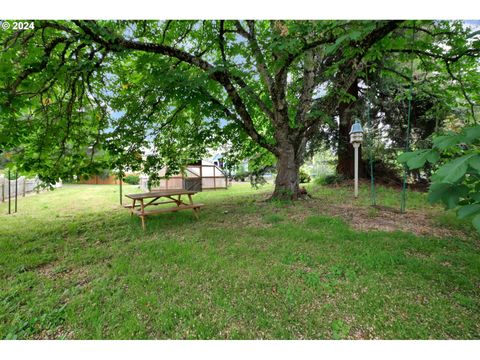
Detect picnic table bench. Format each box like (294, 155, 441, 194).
(124, 189, 204, 229)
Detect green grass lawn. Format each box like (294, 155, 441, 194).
(0, 183, 479, 339)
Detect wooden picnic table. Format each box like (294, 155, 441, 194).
(124, 189, 204, 229)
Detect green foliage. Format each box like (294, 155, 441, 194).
(398, 149, 440, 170)
(0, 168, 21, 180)
(232, 171, 247, 182)
(228, 150, 275, 188)
(2, 20, 479, 195)
(299, 169, 311, 183)
(315, 174, 346, 185)
(302, 149, 336, 178)
(399, 125, 480, 232)
(123, 175, 140, 185)
(1, 19, 479, 202)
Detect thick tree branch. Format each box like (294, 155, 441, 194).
(387, 48, 480, 63)
(294, 50, 317, 126)
(199, 88, 277, 155)
(299, 21, 405, 138)
(234, 20, 274, 95)
(73, 20, 278, 150)
(9, 36, 66, 94)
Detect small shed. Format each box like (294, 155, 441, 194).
(140, 160, 227, 192)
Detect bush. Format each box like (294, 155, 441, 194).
(314, 174, 345, 185)
(123, 175, 140, 185)
(232, 171, 247, 182)
(299, 169, 311, 183)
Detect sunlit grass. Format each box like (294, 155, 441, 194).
(0, 183, 479, 339)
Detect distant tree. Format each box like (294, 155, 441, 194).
(325, 22, 480, 180)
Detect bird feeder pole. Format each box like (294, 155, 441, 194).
(349, 120, 364, 199)
(353, 143, 360, 198)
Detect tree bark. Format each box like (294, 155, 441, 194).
(336, 79, 367, 179)
(272, 140, 301, 200)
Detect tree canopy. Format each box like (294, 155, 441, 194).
(1, 20, 479, 198)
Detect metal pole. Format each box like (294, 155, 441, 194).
(8, 169, 11, 214)
(119, 169, 123, 206)
(400, 21, 416, 214)
(354, 143, 359, 198)
(15, 169, 18, 213)
(365, 69, 376, 206)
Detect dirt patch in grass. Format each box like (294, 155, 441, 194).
(36, 262, 59, 278)
(316, 203, 466, 238)
(207, 195, 468, 238)
(245, 196, 468, 239)
(323, 179, 429, 192)
(33, 325, 75, 340)
(36, 261, 92, 288)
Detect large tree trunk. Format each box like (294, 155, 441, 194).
(336, 79, 367, 179)
(270, 112, 305, 200)
(272, 141, 301, 200)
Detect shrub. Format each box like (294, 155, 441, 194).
(299, 169, 311, 183)
(315, 174, 345, 185)
(123, 175, 140, 185)
(232, 171, 247, 182)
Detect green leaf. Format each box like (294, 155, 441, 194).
(426, 150, 440, 164)
(473, 214, 480, 233)
(397, 151, 416, 163)
(399, 150, 440, 169)
(398, 150, 432, 169)
(325, 42, 341, 55)
(428, 183, 469, 209)
(464, 126, 480, 143)
(432, 154, 476, 183)
(428, 183, 451, 204)
(468, 155, 480, 173)
(349, 31, 362, 40)
(407, 153, 429, 169)
(457, 204, 480, 219)
(432, 134, 464, 150)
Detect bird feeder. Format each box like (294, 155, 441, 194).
(350, 120, 364, 144)
(349, 120, 364, 198)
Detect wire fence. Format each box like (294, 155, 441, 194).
(0, 175, 62, 202)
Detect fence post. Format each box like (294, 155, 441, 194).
(119, 169, 123, 206)
(23, 177, 26, 197)
(15, 170, 18, 213)
(8, 169, 11, 215)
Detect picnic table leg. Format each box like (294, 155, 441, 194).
(140, 199, 146, 229)
(131, 199, 136, 216)
(188, 194, 199, 220)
